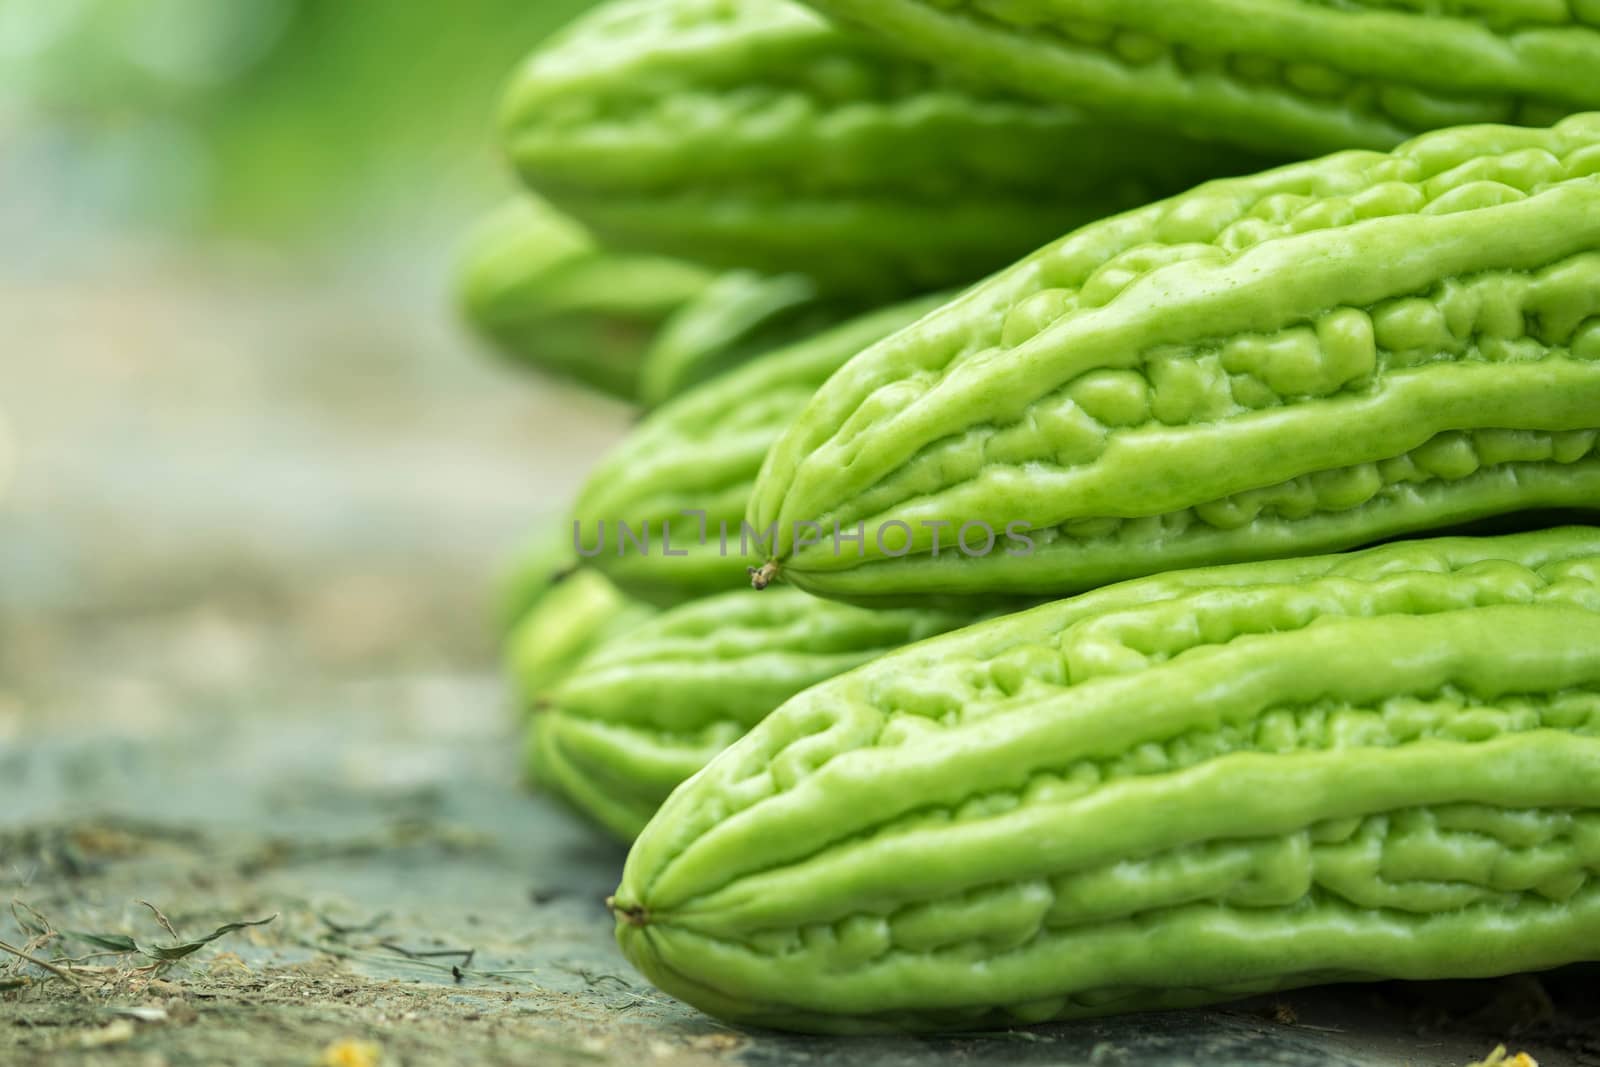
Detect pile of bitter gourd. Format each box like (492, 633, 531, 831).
(462, 0, 1600, 1035)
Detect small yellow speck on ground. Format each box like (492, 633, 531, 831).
(1467, 1044, 1538, 1067)
(318, 1038, 383, 1067)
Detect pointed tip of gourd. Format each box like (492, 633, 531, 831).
(748, 561, 780, 590)
(606, 895, 649, 927)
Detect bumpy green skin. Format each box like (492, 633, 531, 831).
(639, 273, 858, 408)
(615, 527, 1600, 1033)
(802, 0, 1600, 156)
(750, 116, 1600, 606)
(530, 587, 977, 841)
(505, 567, 655, 720)
(574, 295, 947, 606)
(458, 198, 713, 399)
(500, 0, 1270, 297)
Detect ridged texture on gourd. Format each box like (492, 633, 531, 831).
(802, 0, 1600, 156)
(530, 587, 977, 840)
(574, 295, 946, 605)
(500, 0, 1269, 296)
(749, 116, 1600, 605)
(615, 527, 1600, 1033)
(457, 199, 713, 400)
(639, 273, 858, 408)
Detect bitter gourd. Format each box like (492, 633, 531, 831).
(530, 586, 976, 841)
(615, 527, 1600, 1033)
(458, 198, 712, 399)
(639, 272, 857, 408)
(506, 566, 655, 718)
(498, 529, 581, 636)
(801, 0, 1600, 156)
(749, 115, 1600, 605)
(500, 0, 1269, 296)
(574, 295, 946, 605)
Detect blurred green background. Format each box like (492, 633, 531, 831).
(1, 0, 628, 741)
(4, 0, 595, 251)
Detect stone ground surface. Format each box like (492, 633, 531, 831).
(1, 243, 1597, 1067)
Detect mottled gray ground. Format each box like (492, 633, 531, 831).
(1, 244, 1595, 1067)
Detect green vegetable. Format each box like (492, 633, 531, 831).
(506, 567, 654, 718)
(748, 115, 1600, 606)
(457, 198, 713, 399)
(574, 294, 947, 605)
(800, 0, 1600, 156)
(497, 529, 581, 636)
(500, 0, 1270, 296)
(615, 527, 1600, 1033)
(639, 272, 856, 408)
(529, 587, 977, 840)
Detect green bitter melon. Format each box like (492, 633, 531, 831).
(501, 0, 1270, 296)
(749, 115, 1600, 605)
(801, 0, 1600, 155)
(615, 526, 1600, 1032)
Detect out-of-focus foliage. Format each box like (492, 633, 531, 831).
(1, 0, 598, 243)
